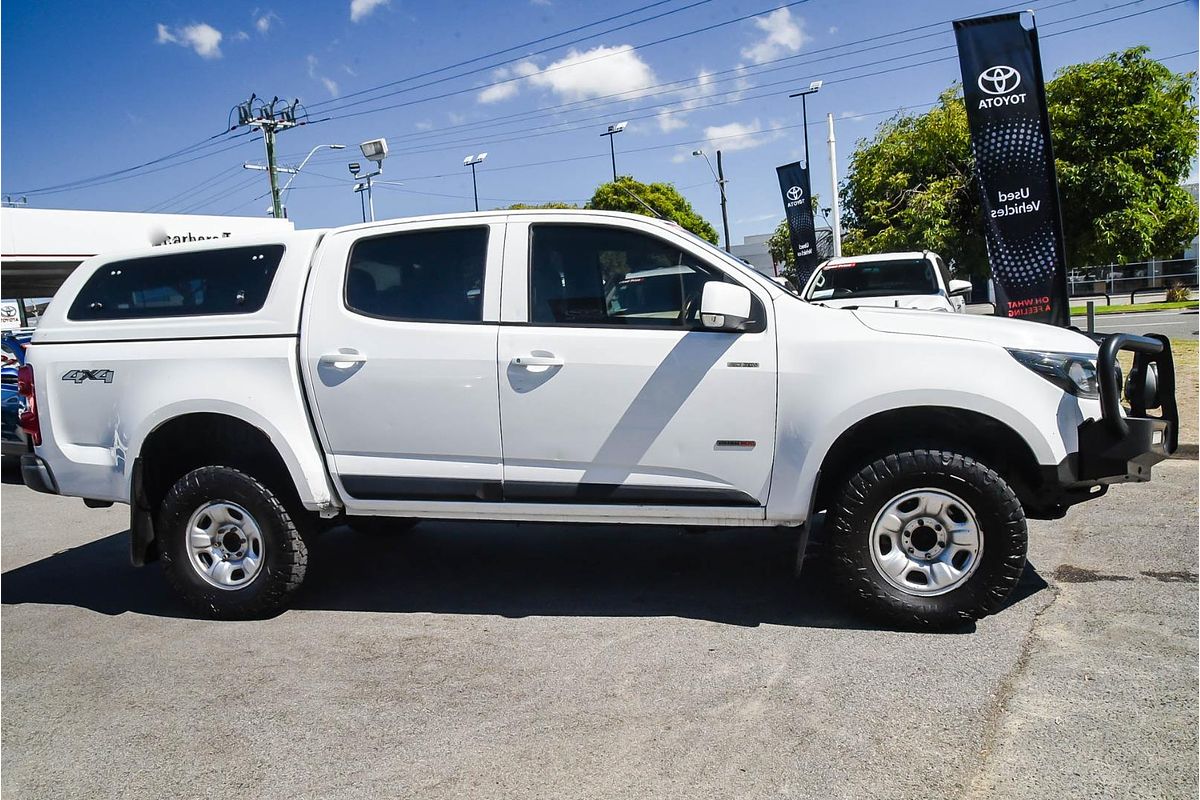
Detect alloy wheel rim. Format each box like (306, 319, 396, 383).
(868, 488, 983, 596)
(185, 501, 265, 590)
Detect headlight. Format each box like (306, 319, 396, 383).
(1007, 349, 1100, 398)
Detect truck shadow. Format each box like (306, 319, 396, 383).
(0, 521, 1047, 632)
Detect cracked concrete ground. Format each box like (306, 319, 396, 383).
(2, 460, 1195, 799)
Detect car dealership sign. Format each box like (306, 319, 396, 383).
(776, 160, 820, 286)
(955, 12, 1070, 325)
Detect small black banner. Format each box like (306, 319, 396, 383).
(955, 12, 1069, 325)
(776, 160, 820, 286)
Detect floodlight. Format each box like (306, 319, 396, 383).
(809, 80, 823, 91)
(606, 121, 628, 134)
(360, 138, 389, 163)
(348, 162, 361, 175)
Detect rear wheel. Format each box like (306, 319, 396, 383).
(158, 466, 308, 619)
(827, 449, 1027, 628)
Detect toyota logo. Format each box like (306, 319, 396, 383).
(786, 186, 803, 202)
(978, 65, 1021, 95)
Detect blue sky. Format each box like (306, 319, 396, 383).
(2, 0, 1196, 242)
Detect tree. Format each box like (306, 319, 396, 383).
(841, 88, 985, 274)
(1047, 47, 1197, 266)
(587, 177, 719, 244)
(506, 202, 579, 209)
(841, 48, 1198, 274)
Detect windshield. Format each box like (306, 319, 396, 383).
(806, 258, 939, 300)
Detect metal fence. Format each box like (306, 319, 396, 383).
(1067, 258, 1198, 304)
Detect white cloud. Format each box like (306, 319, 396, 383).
(155, 23, 223, 59)
(703, 119, 782, 151)
(448, 111, 467, 125)
(254, 11, 279, 34)
(478, 67, 521, 104)
(656, 110, 688, 132)
(526, 44, 656, 101)
(307, 55, 339, 98)
(343, 64, 358, 77)
(350, 0, 389, 23)
(415, 120, 433, 131)
(740, 8, 809, 64)
(828, 26, 838, 35)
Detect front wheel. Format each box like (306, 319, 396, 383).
(158, 466, 309, 619)
(827, 449, 1027, 629)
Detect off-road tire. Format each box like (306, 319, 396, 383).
(827, 449, 1027, 629)
(158, 466, 308, 619)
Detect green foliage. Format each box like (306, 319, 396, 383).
(1047, 47, 1198, 266)
(766, 218, 794, 273)
(841, 48, 1199, 274)
(841, 88, 985, 274)
(506, 202, 579, 209)
(587, 176, 719, 244)
(1166, 283, 1192, 303)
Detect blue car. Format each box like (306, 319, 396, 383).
(2, 329, 33, 456)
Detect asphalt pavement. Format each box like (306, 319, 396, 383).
(2, 459, 1196, 799)
(1070, 308, 1199, 340)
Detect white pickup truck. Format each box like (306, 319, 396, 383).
(801, 251, 974, 312)
(17, 210, 1178, 626)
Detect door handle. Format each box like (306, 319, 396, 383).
(512, 354, 564, 367)
(319, 351, 368, 367)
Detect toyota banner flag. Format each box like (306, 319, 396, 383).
(776, 160, 820, 286)
(954, 12, 1070, 325)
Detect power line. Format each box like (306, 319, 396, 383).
(313, 0, 818, 121)
(306, 0, 714, 111)
(287, 0, 1105, 158)
(8, 130, 235, 196)
(335, 0, 1174, 162)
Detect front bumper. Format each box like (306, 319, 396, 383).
(1034, 333, 1176, 517)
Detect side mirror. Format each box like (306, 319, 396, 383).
(699, 281, 752, 331)
(949, 279, 973, 298)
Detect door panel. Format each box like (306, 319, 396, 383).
(301, 220, 505, 508)
(497, 219, 777, 505)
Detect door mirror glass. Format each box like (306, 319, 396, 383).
(949, 279, 973, 298)
(699, 281, 752, 331)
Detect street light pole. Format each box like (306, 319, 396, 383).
(693, 148, 731, 252)
(275, 143, 345, 217)
(600, 121, 628, 182)
(788, 80, 823, 168)
(463, 153, 488, 212)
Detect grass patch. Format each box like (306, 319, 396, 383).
(1070, 301, 1198, 315)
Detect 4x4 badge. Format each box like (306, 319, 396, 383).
(61, 369, 114, 384)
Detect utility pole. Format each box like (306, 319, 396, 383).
(233, 94, 303, 219)
(716, 150, 730, 253)
(826, 113, 842, 257)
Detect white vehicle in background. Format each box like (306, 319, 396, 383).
(802, 251, 974, 312)
(16, 211, 1178, 627)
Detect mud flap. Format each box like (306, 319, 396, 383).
(130, 457, 158, 566)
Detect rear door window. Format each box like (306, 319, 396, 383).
(68, 245, 285, 321)
(345, 226, 488, 323)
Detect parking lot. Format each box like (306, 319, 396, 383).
(2, 455, 1196, 799)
